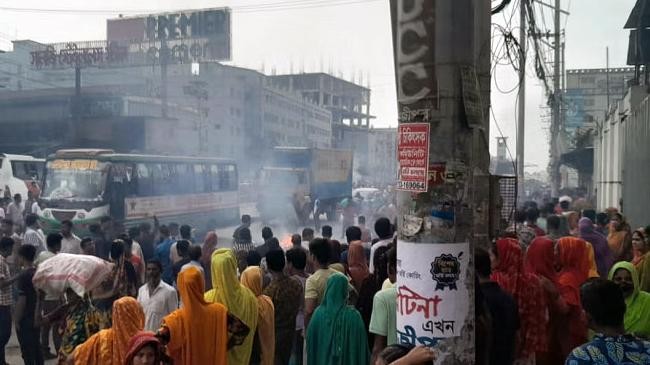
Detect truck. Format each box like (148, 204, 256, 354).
(257, 147, 353, 224)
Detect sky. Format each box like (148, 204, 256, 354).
(0, 0, 639, 172)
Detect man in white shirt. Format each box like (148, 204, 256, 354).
(23, 214, 45, 253)
(6, 194, 24, 231)
(59, 220, 81, 255)
(137, 260, 178, 332)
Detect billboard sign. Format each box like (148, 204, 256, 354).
(565, 89, 588, 132)
(107, 8, 231, 61)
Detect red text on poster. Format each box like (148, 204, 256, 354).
(397, 123, 430, 192)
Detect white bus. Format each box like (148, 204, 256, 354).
(39, 149, 239, 234)
(0, 154, 45, 201)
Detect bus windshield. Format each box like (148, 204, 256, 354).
(42, 160, 108, 201)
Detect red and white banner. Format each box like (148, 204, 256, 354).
(397, 123, 430, 192)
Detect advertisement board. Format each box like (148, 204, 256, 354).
(396, 241, 470, 345)
(397, 123, 430, 192)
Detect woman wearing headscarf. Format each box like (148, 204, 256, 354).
(490, 238, 546, 364)
(124, 331, 169, 365)
(240, 266, 275, 365)
(579, 217, 614, 278)
(307, 273, 370, 365)
(524, 237, 568, 365)
(68, 296, 144, 365)
(634, 228, 650, 292)
(555, 237, 590, 358)
(201, 232, 218, 290)
(608, 212, 633, 262)
(157, 267, 249, 365)
(347, 242, 369, 292)
(205, 248, 258, 365)
(608, 261, 650, 339)
(631, 228, 648, 267)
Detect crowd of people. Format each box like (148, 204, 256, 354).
(2, 187, 650, 364)
(477, 197, 650, 364)
(0, 206, 436, 365)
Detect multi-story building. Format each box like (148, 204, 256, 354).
(266, 72, 397, 185)
(560, 68, 636, 196)
(565, 68, 636, 135)
(0, 40, 333, 178)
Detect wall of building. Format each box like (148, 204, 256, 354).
(621, 89, 650, 227)
(594, 85, 650, 227)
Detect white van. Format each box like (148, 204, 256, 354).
(0, 154, 45, 201)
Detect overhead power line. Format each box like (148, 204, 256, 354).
(0, 0, 381, 16)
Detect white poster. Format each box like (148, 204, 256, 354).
(396, 241, 470, 345)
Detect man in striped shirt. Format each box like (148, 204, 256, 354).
(23, 214, 45, 253)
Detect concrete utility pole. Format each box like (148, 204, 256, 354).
(517, 0, 527, 200)
(550, 0, 562, 197)
(390, 0, 491, 363)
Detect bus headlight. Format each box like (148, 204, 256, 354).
(77, 212, 85, 220)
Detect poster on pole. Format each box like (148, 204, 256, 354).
(396, 241, 470, 345)
(397, 123, 430, 192)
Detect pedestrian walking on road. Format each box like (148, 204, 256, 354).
(306, 273, 370, 365)
(14, 244, 44, 365)
(137, 260, 178, 333)
(263, 250, 302, 365)
(565, 279, 650, 364)
(158, 267, 249, 365)
(0, 237, 15, 365)
(68, 296, 144, 365)
(205, 249, 258, 365)
(608, 261, 650, 339)
(241, 266, 275, 365)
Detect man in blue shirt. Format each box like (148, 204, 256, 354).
(566, 279, 650, 364)
(154, 225, 174, 284)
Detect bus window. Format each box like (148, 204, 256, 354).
(194, 164, 207, 193)
(165, 164, 179, 194)
(136, 163, 153, 196)
(151, 163, 165, 195)
(177, 164, 193, 194)
(228, 165, 238, 190)
(210, 165, 220, 192)
(222, 165, 237, 191)
(11, 161, 43, 181)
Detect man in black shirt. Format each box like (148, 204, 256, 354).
(15, 244, 44, 365)
(475, 247, 519, 365)
(232, 214, 251, 243)
(172, 240, 191, 285)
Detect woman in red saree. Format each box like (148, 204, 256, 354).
(555, 236, 590, 359)
(525, 236, 569, 365)
(491, 238, 546, 364)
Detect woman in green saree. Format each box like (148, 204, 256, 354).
(306, 273, 370, 365)
(608, 261, 650, 339)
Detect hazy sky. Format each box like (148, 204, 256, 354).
(0, 0, 638, 172)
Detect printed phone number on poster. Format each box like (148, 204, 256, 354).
(398, 181, 426, 191)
